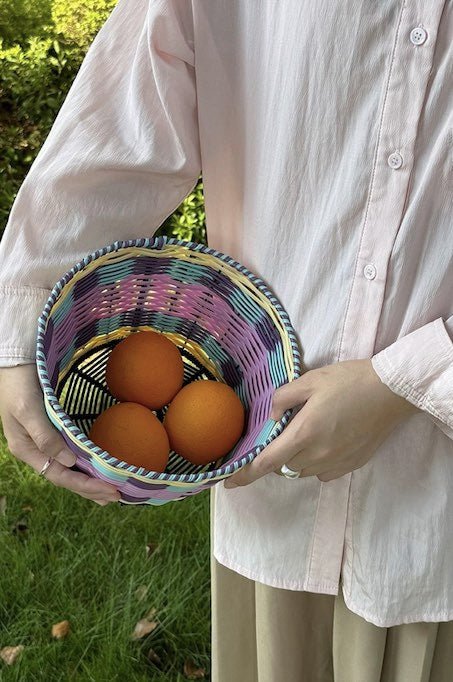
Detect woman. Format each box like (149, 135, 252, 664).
(0, 1, 452, 680)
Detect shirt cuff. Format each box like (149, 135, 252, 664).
(371, 317, 453, 440)
(0, 285, 52, 366)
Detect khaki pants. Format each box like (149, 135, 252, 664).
(210, 491, 453, 682)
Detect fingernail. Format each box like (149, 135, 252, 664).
(224, 480, 238, 489)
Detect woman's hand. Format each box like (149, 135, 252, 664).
(224, 359, 421, 488)
(0, 364, 121, 505)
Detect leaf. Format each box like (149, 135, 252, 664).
(183, 659, 206, 679)
(131, 619, 158, 640)
(21, 505, 33, 513)
(134, 585, 148, 601)
(145, 542, 159, 559)
(146, 648, 162, 669)
(146, 607, 158, 620)
(0, 645, 24, 665)
(0, 496, 6, 516)
(51, 620, 71, 639)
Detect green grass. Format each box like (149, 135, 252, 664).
(0, 423, 211, 681)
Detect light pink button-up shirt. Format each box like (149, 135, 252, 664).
(0, 0, 452, 626)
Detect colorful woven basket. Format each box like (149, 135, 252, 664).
(36, 236, 301, 505)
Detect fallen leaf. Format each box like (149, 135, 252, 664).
(0, 645, 24, 665)
(51, 620, 71, 639)
(146, 607, 158, 620)
(183, 659, 206, 679)
(0, 496, 6, 516)
(131, 618, 158, 640)
(145, 542, 159, 559)
(135, 585, 148, 601)
(146, 648, 162, 668)
(21, 505, 33, 513)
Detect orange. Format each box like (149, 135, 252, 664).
(88, 402, 169, 472)
(163, 380, 245, 465)
(105, 331, 184, 410)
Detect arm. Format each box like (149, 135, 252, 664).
(371, 316, 453, 440)
(0, 0, 201, 504)
(0, 0, 201, 365)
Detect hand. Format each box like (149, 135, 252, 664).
(0, 364, 121, 505)
(224, 359, 421, 488)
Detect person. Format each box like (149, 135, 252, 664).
(0, 1, 452, 680)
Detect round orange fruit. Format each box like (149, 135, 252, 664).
(88, 401, 170, 472)
(105, 331, 184, 410)
(163, 380, 245, 465)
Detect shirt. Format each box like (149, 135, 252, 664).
(0, 0, 452, 627)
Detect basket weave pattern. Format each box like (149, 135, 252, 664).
(36, 237, 301, 505)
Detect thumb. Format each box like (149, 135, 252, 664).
(270, 374, 313, 420)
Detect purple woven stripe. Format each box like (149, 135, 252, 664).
(73, 269, 99, 300)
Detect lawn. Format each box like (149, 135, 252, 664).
(0, 421, 211, 680)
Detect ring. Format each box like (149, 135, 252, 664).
(38, 456, 55, 478)
(280, 463, 300, 479)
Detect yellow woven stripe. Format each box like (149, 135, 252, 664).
(57, 325, 224, 385)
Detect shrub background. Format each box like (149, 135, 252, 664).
(0, 0, 206, 243)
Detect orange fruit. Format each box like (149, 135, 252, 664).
(163, 380, 245, 465)
(105, 331, 184, 410)
(88, 402, 169, 472)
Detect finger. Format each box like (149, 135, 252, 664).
(13, 408, 77, 468)
(224, 416, 313, 488)
(270, 373, 314, 420)
(15, 445, 121, 501)
(44, 462, 122, 501)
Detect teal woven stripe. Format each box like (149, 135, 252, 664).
(52, 290, 74, 327)
(60, 342, 77, 373)
(268, 347, 287, 388)
(96, 313, 126, 336)
(150, 312, 182, 334)
(168, 260, 207, 283)
(256, 419, 276, 443)
(228, 288, 263, 324)
(97, 260, 134, 285)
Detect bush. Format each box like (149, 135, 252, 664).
(0, 0, 206, 244)
(0, 0, 53, 46)
(52, 0, 117, 48)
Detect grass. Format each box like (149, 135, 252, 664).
(0, 422, 211, 681)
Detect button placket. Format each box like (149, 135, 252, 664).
(336, 0, 446, 362)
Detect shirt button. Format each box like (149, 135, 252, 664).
(387, 152, 403, 170)
(410, 27, 428, 46)
(363, 263, 377, 280)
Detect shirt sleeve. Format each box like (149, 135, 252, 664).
(0, 0, 201, 367)
(371, 316, 453, 440)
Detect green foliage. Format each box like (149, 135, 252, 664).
(159, 180, 206, 244)
(52, 0, 117, 48)
(0, 0, 53, 46)
(0, 0, 206, 244)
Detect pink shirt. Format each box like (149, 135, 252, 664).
(0, 0, 452, 626)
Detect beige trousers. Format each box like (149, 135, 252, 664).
(210, 491, 453, 682)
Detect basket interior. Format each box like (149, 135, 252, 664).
(40, 244, 297, 478)
(56, 334, 230, 476)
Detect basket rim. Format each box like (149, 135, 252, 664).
(36, 235, 302, 484)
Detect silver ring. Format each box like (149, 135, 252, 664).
(38, 456, 55, 478)
(280, 463, 300, 479)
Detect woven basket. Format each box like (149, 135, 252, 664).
(36, 236, 301, 505)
